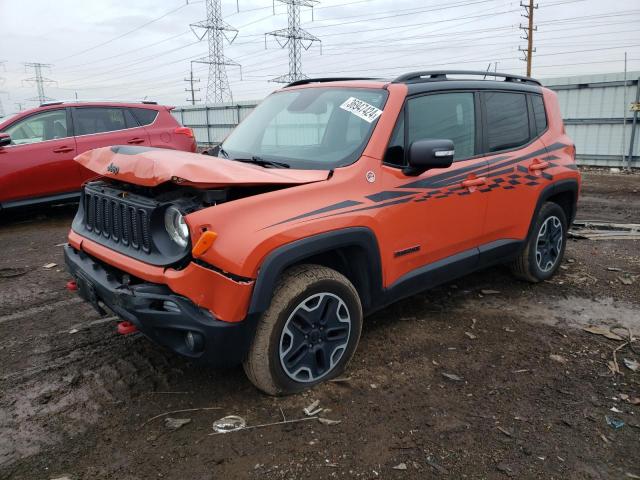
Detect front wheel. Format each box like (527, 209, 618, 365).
(243, 264, 363, 395)
(511, 201, 568, 282)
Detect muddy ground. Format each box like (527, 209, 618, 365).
(1, 170, 639, 480)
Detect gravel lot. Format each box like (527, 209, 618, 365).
(1, 170, 639, 480)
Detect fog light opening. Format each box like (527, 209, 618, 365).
(185, 331, 204, 353)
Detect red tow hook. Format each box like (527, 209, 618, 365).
(117, 321, 138, 335)
(66, 280, 78, 291)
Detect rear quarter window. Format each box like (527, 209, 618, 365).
(484, 92, 530, 152)
(130, 108, 159, 126)
(531, 95, 548, 135)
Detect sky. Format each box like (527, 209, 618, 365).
(0, 0, 639, 116)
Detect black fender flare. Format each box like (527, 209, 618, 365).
(526, 178, 579, 241)
(247, 227, 383, 315)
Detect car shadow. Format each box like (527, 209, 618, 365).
(0, 202, 78, 230)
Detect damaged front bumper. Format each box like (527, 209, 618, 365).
(64, 245, 256, 367)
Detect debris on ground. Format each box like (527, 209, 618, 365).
(480, 289, 500, 295)
(619, 276, 635, 285)
(496, 462, 515, 477)
(212, 415, 247, 434)
(464, 331, 477, 339)
(583, 326, 624, 341)
(209, 415, 317, 436)
(164, 417, 191, 430)
(392, 462, 407, 470)
(304, 400, 323, 416)
(141, 406, 221, 427)
(624, 358, 640, 372)
(42, 262, 58, 269)
(318, 418, 341, 426)
(550, 354, 568, 364)
(605, 416, 625, 429)
(425, 456, 449, 475)
(442, 372, 463, 382)
(497, 426, 514, 437)
(569, 221, 640, 240)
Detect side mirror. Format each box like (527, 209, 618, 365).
(404, 139, 454, 176)
(0, 133, 10, 148)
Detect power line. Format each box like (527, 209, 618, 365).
(191, 0, 241, 103)
(23, 63, 56, 104)
(266, 0, 321, 83)
(56, 2, 190, 63)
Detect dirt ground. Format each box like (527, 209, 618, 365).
(1, 169, 639, 480)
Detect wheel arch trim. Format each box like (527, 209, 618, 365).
(248, 227, 383, 315)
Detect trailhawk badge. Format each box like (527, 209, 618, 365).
(107, 163, 119, 174)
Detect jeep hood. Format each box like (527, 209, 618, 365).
(75, 146, 330, 188)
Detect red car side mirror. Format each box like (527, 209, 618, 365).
(0, 133, 11, 147)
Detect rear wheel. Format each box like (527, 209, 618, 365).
(243, 264, 362, 395)
(511, 202, 567, 282)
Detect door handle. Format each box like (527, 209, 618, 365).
(529, 160, 550, 171)
(461, 177, 487, 188)
(127, 138, 145, 144)
(53, 146, 74, 153)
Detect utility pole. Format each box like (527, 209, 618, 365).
(15, 102, 25, 112)
(518, 0, 538, 77)
(266, 0, 321, 84)
(190, 0, 241, 104)
(0, 61, 6, 118)
(184, 62, 201, 105)
(23, 62, 56, 104)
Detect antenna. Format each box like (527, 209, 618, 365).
(265, 0, 321, 84)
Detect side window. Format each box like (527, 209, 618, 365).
(130, 108, 159, 126)
(74, 108, 129, 136)
(407, 92, 476, 161)
(531, 95, 548, 135)
(4, 110, 68, 145)
(484, 92, 530, 152)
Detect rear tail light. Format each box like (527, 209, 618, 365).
(175, 127, 194, 138)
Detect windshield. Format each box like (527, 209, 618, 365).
(221, 87, 388, 169)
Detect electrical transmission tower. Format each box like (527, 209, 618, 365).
(518, 0, 538, 77)
(190, 0, 241, 104)
(266, 0, 321, 84)
(23, 62, 56, 104)
(184, 62, 202, 105)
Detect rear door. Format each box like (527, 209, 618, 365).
(0, 108, 78, 204)
(479, 91, 551, 249)
(72, 106, 151, 183)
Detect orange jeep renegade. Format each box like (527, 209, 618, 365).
(65, 71, 580, 395)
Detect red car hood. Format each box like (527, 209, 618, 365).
(75, 146, 330, 188)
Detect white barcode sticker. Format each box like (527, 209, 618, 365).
(339, 97, 383, 123)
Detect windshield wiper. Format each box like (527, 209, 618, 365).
(234, 156, 290, 169)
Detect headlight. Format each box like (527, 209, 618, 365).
(164, 206, 189, 248)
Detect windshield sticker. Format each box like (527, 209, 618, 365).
(339, 97, 383, 123)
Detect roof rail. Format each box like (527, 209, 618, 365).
(393, 70, 541, 86)
(285, 77, 379, 88)
(38, 100, 159, 107)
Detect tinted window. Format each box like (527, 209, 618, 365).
(130, 108, 158, 126)
(74, 108, 129, 135)
(485, 92, 530, 152)
(4, 109, 68, 145)
(407, 92, 476, 161)
(531, 95, 547, 135)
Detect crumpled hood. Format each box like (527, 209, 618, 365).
(74, 145, 330, 188)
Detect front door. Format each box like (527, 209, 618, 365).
(0, 108, 78, 204)
(376, 91, 489, 287)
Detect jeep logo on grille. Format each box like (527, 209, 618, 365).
(107, 163, 119, 174)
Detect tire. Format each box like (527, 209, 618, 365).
(511, 201, 568, 283)
(243, 264, 363, 396)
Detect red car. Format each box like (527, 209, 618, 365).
(0, 101, 196, 209)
